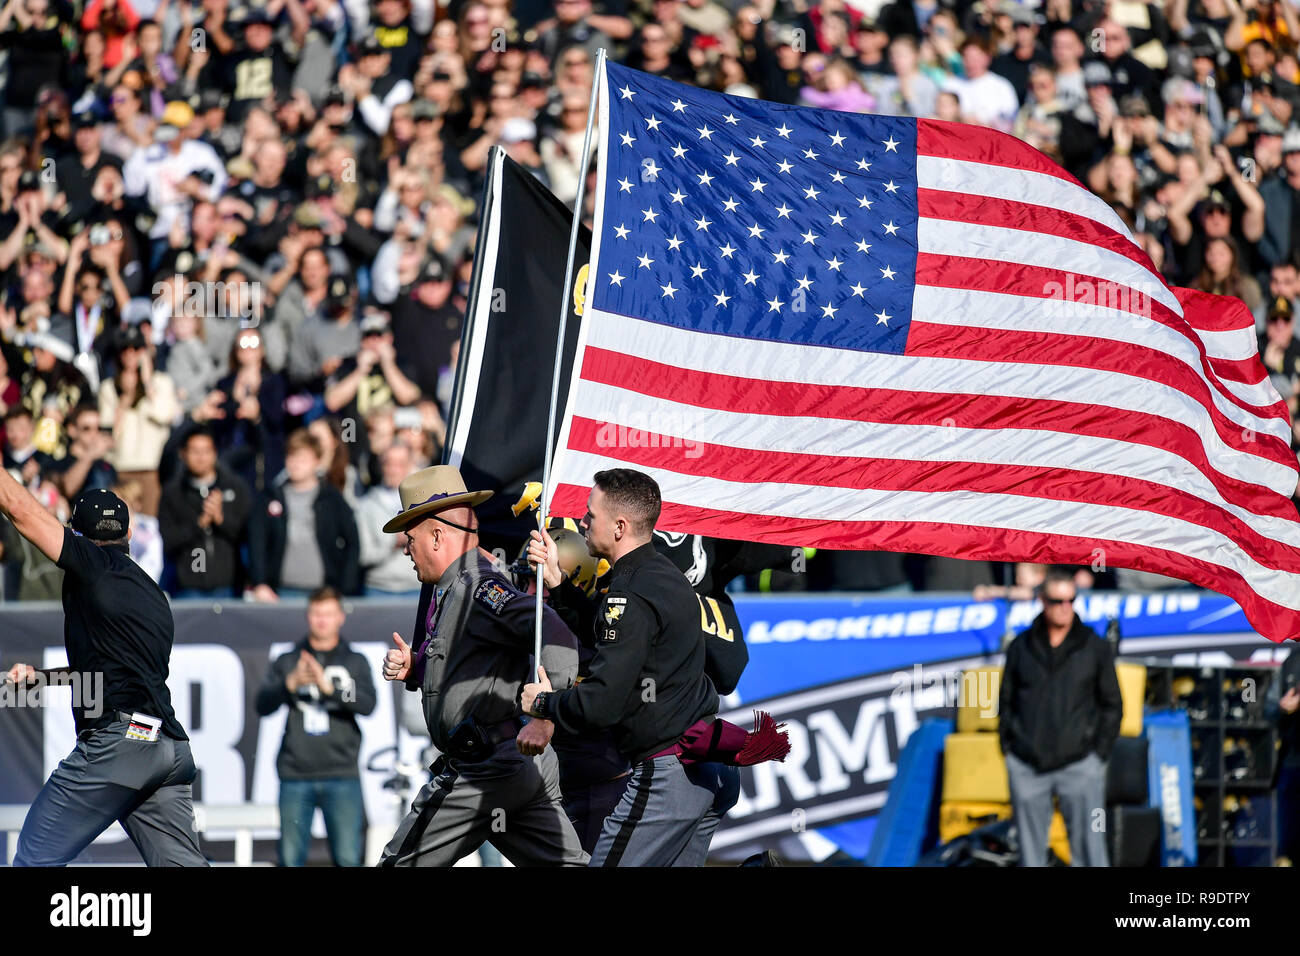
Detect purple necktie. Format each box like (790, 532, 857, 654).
(410, 589, 438, 685)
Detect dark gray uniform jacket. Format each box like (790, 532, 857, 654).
(405, 549, 579, 754)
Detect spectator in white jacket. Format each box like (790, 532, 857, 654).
(122, 100, 228, 272)
(98, 326, 179, 516)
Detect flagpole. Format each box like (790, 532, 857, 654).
(534, 47, 606, 684)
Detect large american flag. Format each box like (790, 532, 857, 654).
(547, 60, 1300, 643)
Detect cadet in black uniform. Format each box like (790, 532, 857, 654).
(523, 469, 727, 866)
(2, 486, 207, 866)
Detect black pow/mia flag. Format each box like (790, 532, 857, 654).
(443, 147, 590, 557)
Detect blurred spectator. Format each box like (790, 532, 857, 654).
(289, 274, 360, 388)
(945, 35, 1019, 129)
(355, 439, 419, 595)
(872, 35, 939, 116)
(199, 325, 288, 494)
(21, 332, 89, 427)
(1193, 234, 1263, 314)
(47, 402, 116, 500)
(991, 4, 1049, 104)
(114, 477, 162, 580)
(0, 0, 71, 138)
(161, 309, 218, 415)
(0, 478, 65, 599)
(1260, 295, 1300, 413)
(999, 569, 1122, 867)
(247, 427, 360, 601)
(307, 413, 362, 504)
(122, 99, 227, 272)
(159, 426, 251, 597)
(323, 309, 420, 434)
(2, 405, 52, 480)
(390, 254, 459, 401)
(98, 324, 177, 515)
(801, 54, 877, 111)
(254, 586, 377, 867)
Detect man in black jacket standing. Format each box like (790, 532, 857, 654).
(158, 427, 251, 598)
(999, 568, 1122, 867)
(255, 587, 377, 866)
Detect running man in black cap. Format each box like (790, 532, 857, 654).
(2, 480, 207, 866)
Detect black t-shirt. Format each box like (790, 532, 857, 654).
(221, 47, 295, 124)
(326, 354, 397, 423)
(391, 296, 461, 398)
(992, 47, 1053, 104)
(55, 152, 123, 222)
(372, 19, 425, 79)
(56, 526, 186, 740)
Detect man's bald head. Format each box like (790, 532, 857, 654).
(402, 505, 480, 584)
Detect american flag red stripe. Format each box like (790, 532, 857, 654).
(548, 63, 1300, 642)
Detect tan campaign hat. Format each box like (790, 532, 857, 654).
(382, 465, 494, 534)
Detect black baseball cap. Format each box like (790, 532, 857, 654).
(116, 325, 147, 352)
(70, 488, 129, 541)
(420, 255, 450, 283)
(357, 34, 385, 57)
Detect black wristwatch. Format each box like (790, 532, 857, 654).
(531, 691, 550, 719)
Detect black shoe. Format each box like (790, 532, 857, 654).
(738, 850, 781, 867)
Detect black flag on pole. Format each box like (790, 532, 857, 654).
(443, 147, 591, 557)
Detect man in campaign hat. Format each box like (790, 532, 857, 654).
(377, 465, 588, 866)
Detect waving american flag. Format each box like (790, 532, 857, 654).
(547, 60, 1300, 643)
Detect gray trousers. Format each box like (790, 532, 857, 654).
(379, 740, 589, 867)
(589, 756, 730, 867)
(15, 716, 208, 867)
(1005, 750, 1110, 867)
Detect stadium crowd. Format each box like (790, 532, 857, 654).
(0, 0, 1296, 601)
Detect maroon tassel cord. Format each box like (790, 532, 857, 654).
(736, 710, 791, 765)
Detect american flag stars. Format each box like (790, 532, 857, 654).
(593, 63, 918, 355)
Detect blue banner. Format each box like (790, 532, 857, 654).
(1145, 710, 1198, 867)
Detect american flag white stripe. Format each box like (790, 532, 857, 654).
(549, 62, 1300, 642)
(555, 448, 1300, 612)
(573, 375, 1300, 547)
(915, 156, 1136, 241)
(577, 309, 1297, 498)
(916, 220, 1183, 315)
(911, 290, 1281, 413)
(579, 377, 1300, 548)
(911, 287, 1277, 404)
(1194, 327, 1265, 362)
